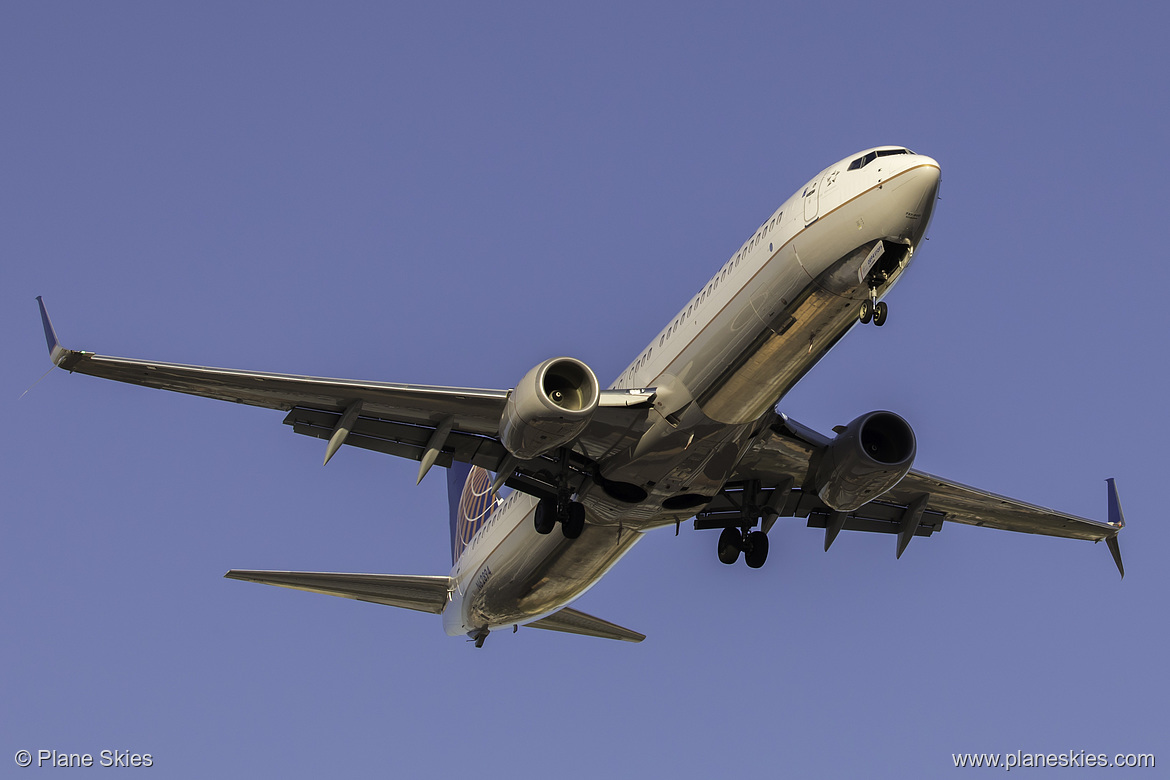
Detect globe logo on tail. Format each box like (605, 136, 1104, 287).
(454, 466, 498, 558)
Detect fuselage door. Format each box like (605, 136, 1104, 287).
(802, 179, 819, 223)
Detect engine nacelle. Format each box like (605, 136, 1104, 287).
(813, 411, 916, 512)
(499, 357, 600, 460)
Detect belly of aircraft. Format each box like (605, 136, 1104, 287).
(460, 521, 641, 631)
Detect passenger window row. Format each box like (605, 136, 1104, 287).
(626, 204, 791, 386)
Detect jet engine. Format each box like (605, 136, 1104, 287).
(499, 357, 600, 460)
(813, 411, 916, 512)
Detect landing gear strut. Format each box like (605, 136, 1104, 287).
(859, 291, 888, 327)
(717, 527, 770, 568)
(532, 448, 587, 539)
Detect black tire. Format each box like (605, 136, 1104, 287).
(534, 500, 556, 535)
(562, 502, 585, 539)
(859, 299, 873, 324)
(873, 301, 888, 327)
(744, 531, 769, 568)
(717, 527, 741, 565)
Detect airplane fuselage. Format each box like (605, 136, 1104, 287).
(445, 148, 941, 637)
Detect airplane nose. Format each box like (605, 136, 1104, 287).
(880, 156, 940, 246)
(908, 156, 941, 191)
(924, 157, 940, 183)
(906, 158, 940, 242)
(895, 156, 940, 202)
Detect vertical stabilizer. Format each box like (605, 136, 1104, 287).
(446, 462, 498, 564)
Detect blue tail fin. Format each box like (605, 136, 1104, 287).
(446, 462, 498, 564)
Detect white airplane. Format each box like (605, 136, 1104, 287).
(37, 146, 1126, 646)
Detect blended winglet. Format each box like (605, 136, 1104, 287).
(1105, 478, 1126, 579)
(36, 296, 67, 365)
(35, 297, 87, 370)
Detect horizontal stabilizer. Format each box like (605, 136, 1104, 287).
(526, 607, 645, 643)
(225, 570, 452, 614)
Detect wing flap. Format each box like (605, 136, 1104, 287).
(62, 352, 509, 435)
(35, 299, 654, 473)
(283, 407, 511, 472)
(526, 607, 645, 643)
(224, 570, 452, 614)
(728, 413, 1124, 548)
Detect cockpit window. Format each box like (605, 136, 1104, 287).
(848, 148, 913, 170)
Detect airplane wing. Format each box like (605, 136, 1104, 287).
(881, 470, 1122, 541)
(224, 570, 453, 614)
(36, 298, 653, 488)
(525, 607, 645, 643)
(719, 413, 1126, 575)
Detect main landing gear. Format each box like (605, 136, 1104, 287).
(534, 495, 586, 539)
(717, 527, 770, 568)
(533, 447, 587, 539)
(858, 296, 888, 327)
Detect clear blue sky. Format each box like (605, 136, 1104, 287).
(4, 3, 1166, 777)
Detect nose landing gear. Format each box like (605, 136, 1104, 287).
(859, 293, 888, 327)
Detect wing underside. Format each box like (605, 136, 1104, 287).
(36, 298, 653, 496)
(717, 414, 1125, 572)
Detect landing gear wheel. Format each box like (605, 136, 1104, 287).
(743, 531, 769, 569)
(561, 502, 585, 539)
(717, 527, 741, 565)
(534, 499, 556, 535)
(858, 299, 873, 324)
(873, 301, 888, 327)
